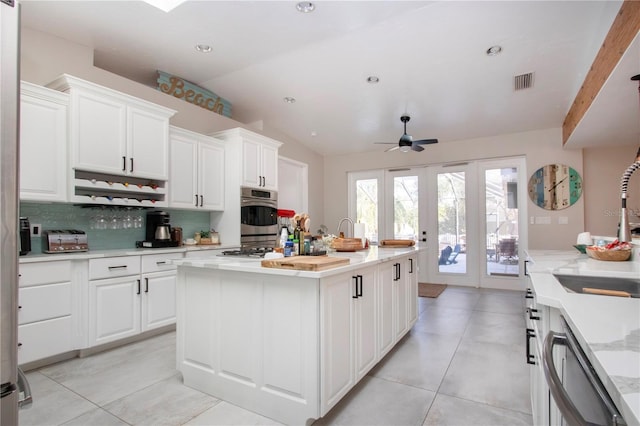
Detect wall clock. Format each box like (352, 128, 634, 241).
(528, 164, 582, 210)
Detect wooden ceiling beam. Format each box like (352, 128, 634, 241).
(562, 0, 640, 146)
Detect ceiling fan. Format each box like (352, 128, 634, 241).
(375, 115, 438, 152)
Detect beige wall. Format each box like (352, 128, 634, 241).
(583, 145, 640, 236)
(324, 128, 588, 250)
(21, 28, 637, 250)
(20, 28, 325, 225)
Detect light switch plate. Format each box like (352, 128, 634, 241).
(30, 223, 41, 237)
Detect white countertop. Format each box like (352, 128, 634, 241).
(18, 244, 238, 263)
(172, 245, 422, 279)
(527, 250, 640, 425)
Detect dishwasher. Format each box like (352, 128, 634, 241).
(543, 316, 626, 426)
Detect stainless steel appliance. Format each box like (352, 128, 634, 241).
(19, 217, 30, 255)
(43, 230, 89, 253)
(543, 316, 626, 426)
(136, 210, 179, 248)
(2, 1, 33, 422)
(222, 247, 273, 258)
(240, 187, 278, 249)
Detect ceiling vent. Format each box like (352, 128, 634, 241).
(514, 72, 534, 91)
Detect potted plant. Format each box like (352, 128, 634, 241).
(199, 229, 212, 245)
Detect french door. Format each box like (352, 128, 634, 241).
(349, 156, 527, 290)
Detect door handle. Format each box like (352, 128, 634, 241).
(526, 328, 536, 365)
(122, 156, 126, 172)
(528, 308, 540, 321)
(352, 276, 359, 298)
(194, 194, 199, 207)
(136, 279, 141, 295)
(357, 275, 363, 297)
(130, 157, 134, 173)
(145, 277, 149, 293)
(200, 195, 203, 207)
(525, 288, 534, 299)
(409, 258, 414, 273)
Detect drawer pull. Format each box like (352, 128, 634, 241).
(156, 261, 167, 266)
(108, 265, 128, 270)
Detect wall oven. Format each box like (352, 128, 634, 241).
(240, 187, 278, 249)
(543, 316, 626, 426)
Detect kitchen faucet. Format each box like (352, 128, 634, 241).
(618, 146, 640, 242)
(337, 217, 354, 238)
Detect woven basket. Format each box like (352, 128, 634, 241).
(586, 247, 631, 261)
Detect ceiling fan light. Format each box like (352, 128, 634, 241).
(399, 145, 411, 153)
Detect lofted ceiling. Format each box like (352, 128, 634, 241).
(20, 0, 632, 156)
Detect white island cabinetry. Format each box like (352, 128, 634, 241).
(175, 248, 419, 425)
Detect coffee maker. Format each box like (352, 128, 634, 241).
(136, 211, 179, 248)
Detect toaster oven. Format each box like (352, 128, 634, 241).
(43, 230, 89, 253)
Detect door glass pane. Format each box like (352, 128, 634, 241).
(393, 175, 419, 241)
(485, 168, 520, 277)
(355, 179, 378, 244)
(437, 172, 466, 273)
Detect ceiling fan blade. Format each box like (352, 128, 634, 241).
(411, 144, 424, 152)
(413, 138, 438, 145)
(385, 145, 400, 152)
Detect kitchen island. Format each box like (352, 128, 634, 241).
(526, 250, 640, 425)
(172, 246, 421, 425)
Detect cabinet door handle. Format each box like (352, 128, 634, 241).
(194, 194, 199, 207)
(397, 263, 401, 280)
(200, 195, 203, 207)
(409, 258, 414, 274)
(528, 308, 540, 321)
(524, 260, 530, 276)
(525, 288, 533, 299)
(156, 261, 167, 266)
(108, 265, 127, 270)
(525, 328, 536, 365)
(137, 279, 141, 295)
(122, 156, 126, 172)
(130, 157, 134, 173)
(352, 276, 359, 299)
(357, 275, 363, 297)
(145, 277, 149, 293)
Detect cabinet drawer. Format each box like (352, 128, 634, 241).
(19, 282, 72, 325)
(18, 316, 73, 365)
(19, 261, 72, 287)
(141, 252, 183, 274)
(90, 256, 140, 280)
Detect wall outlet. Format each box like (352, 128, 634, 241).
(30, 223, 41, 237)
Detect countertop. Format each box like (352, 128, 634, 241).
(172, 245, 422, 279)
(527, 250, 640, 425)
(18, 244, 238, 263)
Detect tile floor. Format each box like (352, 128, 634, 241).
(19, 286, 532, 426)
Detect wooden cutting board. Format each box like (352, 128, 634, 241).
(379, 239, 415, 247)
(261, 256, 350, 271)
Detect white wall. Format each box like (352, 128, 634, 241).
(20, 27, 325, 226)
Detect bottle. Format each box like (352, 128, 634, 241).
(284, 239, 293, 257)
(292, 239, 300, 256)
(304, 237, 311, 256)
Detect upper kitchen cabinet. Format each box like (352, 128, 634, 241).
(46, 75, 176, 180)
(19, 82, 69, 202)
(212, 128, 282, 191)
(168, 126, 225, 210)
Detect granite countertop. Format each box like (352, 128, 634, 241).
(172, 245, 422, 279)
(526, 249, 640, 425)
(18, 243, 239, 263)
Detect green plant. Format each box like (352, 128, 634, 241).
(200, 230, 210, 238)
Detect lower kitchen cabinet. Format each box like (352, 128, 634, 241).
(89, 252, 183, 346)
(320, 265, 378, 413)
(18, 261, 74, 365)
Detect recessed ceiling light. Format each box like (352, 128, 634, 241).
(296, 2, 315, 13)
(486, 45, 502, 56)
(283, 97, 296, 104)
(366, 76, 380, 84)
(311, 131, 317, 137)
(195, 44, 212, 53)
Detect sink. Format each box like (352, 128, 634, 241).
(553, 274, 640, 298)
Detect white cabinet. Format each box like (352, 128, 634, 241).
(19, 82, 69, 202)
(168, 127, 225, 210)
(88, 252, 182, 346)
(47, 74, 175, 180)
(406, 255, 418, 325)
(241, 137, 279, 190)
(320, 265, 378, 414)
(211, 127, 282, 191)
(18, 261, 74, 364)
